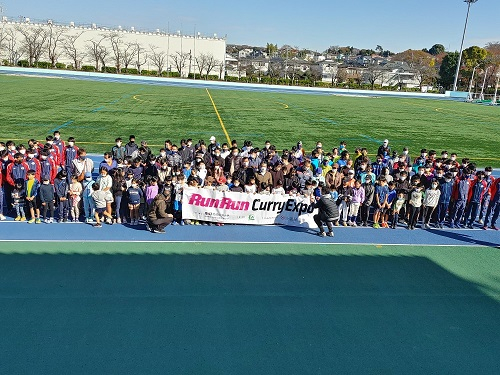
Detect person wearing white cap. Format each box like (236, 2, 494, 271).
(208, 136, 219, 156)
(377, 139, 391, 158)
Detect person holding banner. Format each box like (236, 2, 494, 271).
(312, 185, 340, 237)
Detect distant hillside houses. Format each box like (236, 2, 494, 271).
(226, 44, 426, 90)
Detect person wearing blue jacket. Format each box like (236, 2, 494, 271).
(39, 178, 55, 223)
(54, 170, 70, 222)
(436, 172, 454, 229)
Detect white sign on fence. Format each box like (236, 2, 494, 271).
(182, 187, 318, 228)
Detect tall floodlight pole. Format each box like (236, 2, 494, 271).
(452, 0, 479, 92)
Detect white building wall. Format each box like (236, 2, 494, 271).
(0, 20, 226, 77)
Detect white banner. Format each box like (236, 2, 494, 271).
(182, 187, 318, 228)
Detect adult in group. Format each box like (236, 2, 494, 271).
(146, 187, 174, 233)
(312, 185, 339, 237)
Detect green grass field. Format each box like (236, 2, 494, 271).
(1, 74, 499, 166)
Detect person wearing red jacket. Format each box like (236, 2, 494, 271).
(482, 177, 500, 230)
(464, 171, 488, 228)
(0, 168, 5, 220)
(52, 131, 66, 165)
(62, 137, 79, 178)
(25, 149, 41, 182)
(6, 153, 29, 187)
(39, 149, 57, 184)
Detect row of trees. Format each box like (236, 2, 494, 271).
(0, 25, 224, 78)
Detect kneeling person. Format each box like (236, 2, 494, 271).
(312, 185, 340, 237)
(147, 188, 174, 233)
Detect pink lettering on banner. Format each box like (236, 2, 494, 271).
(188, 193, 250, 211)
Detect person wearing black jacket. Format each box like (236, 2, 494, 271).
(312, 185, 340, 237)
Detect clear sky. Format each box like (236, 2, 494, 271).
(1, 0, 498, 53)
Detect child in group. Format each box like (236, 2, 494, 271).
(272, 180, 286, 195)
(39, 178, 55, 223)
(173, 175, 187, 225)
(54, 170, 70, 222)
(348, 179, 365, 226)
(382, 181, 397, 227)
(69, 174, 83, 222)
(145, 176, 159, 210)
(91, 182, 114, 228)
(407, 183, 424, 230)
(391, 191, 407, 229)
(436, 172, 454, 228)
(337, 178, 353, 226)
(81, 172, 95, 223)
(25, 170, 42, 224)
(360, 175, 374, 226)
(372, 176, 389, 228)
(421, 179, 441, 229)
(245, 177, 257, 194)
(127, 179, 144, 226)
(12, 182, 26, 221)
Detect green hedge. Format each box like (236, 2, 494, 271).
(103, 66, 117, 74)
(81, 65, 96, 72)
(55, 63, 66, 69)
(17, 60, 30, 67)
(122, 68, 139, 75)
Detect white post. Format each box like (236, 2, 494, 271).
(479, 66, 489, 100)
(467, 64, 478, 101)
(491, 72, 500, 105)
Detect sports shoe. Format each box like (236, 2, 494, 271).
(326, 232, 334, 237)
(317, 231, 326, 237)
(478, 219, 484, 225)
(49, 218, 54, 223)
(20, 217, 26, 222)
(180, 220, 185, 226)
(0, 214, 6, 221)
(171, 221, 178, 226)
(491, 226, 499, 231)
(35, 218, 42, 224)
(93, 223, 102, 228)
(351, 222, 357, 227)
(482, 226, 488, 230)
(44, 218, 50, 224)
(373, 223, 380, 229)
(145, 222, 151, 232)
(153, 228, 165, 234)
(28, 218, 35, 224)
(15, 216, 21, 221)
(424, 224, 430, 229)
(117, 217, 122, 224)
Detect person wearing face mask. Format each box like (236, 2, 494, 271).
(421, 179, 441, 229)
(111, 137, 126, 161)
(125, 135, 138, 158)
(436, 172, 454, 228)
(96, 167, 114, 220)
(81, 172, 96, 223)
(377, 139, 391, 159)
(478, 167, 495, 225)
(167, 145, 183, 169)
(463, 171, 488, 228)
(482, 176, 500, 230)
(450, 168, 471, 228)
(99, 152, 117, 173)
(371, 154, 386, 177)
(407, 183, 424, 230)
(44, 136, 61, 167)
(179, 139, 195, 164)
(235, 157, 255, 186)
(62, 137, 79, 181)
(72, 148, 94, 182)
(223, 147, 241, 176)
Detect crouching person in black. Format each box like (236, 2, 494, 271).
(146, 187, 174, 233)
(312, 185, 339, 237)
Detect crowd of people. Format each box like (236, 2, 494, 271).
(0, 131, 498, 234)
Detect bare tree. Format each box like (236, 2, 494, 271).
(62, 32, 85, 69)
(204, 54, 218, 79)
(149, 45, 167, 75)
(217, 60, 225, 80)
(16, 26, 48, 66)
(121, 42, 137, 70)
(363, 64, 386, 90)
(46, 24, 66, 67)
(85, 35, 107, 71)
(108, 32, 124, 73)
(4, 28, 22, 65)
(195, 53, 208, 78)
(170, 51, 190, 77)
(134, 42, 148, 74)
(336, 67, 348, 84)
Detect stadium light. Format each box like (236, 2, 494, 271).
(452, 0, 479, 92)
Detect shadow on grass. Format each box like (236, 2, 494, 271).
(0, 252, 498, 374)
